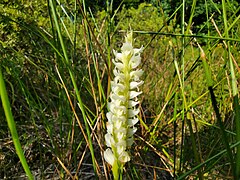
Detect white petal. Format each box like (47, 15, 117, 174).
(113, 69, 125, 80)
(112, 83, 125, 94)
(113, 105, 126, 115)
(115, 127, 127, 140)
(127, 127, 137, 137)
(111, 109, 124, 117)
(105, 133, 114, 147)
(106, 112, 113, 122)
(115, 119, 123, 129)
(118, 151, 130, 163)
(130, 81, 144, 89)
(129, 91, 142, 99)
(109, 103, 117, 114)
(104, 148, 116, 166)
(128, 108, 140, 117)
(130, 69, 144, 80)
(121, 42, 133, 52)
(111, 81, 125, 90)
(112, 99, 122, 107)
(116, 133, 124, 142)
(133, 46, 143, 55)
(114, 62, 124, 71)
(130, 55, 141, 69)
(116, 140, 127, 155)
(122, 52, 132, 65)
(110, 93, 126, 102)
(112, 114, 125, 123)
(106, 122, 113, 134)
(126, 137, 134, 147)
(128, 100, 139, 108)
(128, 117, 139, 126)
(112, 86, 121, 95)
(113, 50, 122, 61)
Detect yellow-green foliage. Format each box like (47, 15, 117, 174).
(118, 3, 164, 31)
(0, 0, 49, 49)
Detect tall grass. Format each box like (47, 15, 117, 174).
(0, 0, 240, 179)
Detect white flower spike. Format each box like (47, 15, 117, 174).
(104, 31, 144, 179)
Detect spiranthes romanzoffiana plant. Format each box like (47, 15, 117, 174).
(104, 31, 144, 179)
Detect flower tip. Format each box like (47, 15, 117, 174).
(125, 30, 133, 44)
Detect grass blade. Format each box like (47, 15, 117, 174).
(0, 67, 33, 180)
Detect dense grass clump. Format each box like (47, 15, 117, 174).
(1, 0, 240, 179)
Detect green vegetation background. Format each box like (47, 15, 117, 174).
(0, 0, 240, 179)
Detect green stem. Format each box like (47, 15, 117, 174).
(0, 67, 33, 180)
(112, 161, 120, 180)
(234, 95, 240, 177)
(135, 31, 240, 43)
